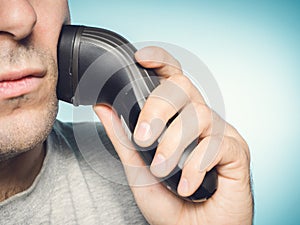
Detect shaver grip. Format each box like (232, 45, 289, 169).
(57, 25, 218, 202)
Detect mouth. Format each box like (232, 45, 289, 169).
(0, 69, 46, 100)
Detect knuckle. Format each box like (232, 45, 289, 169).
(227, 137, 250, 167)
(165, 57, 182, 71)
(141, 101, 170, 123)
(149, 92, 173, 108)
(194, 102, 212, 120)
(182, 161, 197, 179)
(194, 104, 225, 136)
(142, 107, 167, 122)
(169, 74, 193, 91)
(221, 136, 231, 153)
(241, 141, 251, 164)
(212, 113, 226, 136)
(172, 58, 182, 70)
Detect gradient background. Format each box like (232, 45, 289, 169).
(57, 1, 300, 224)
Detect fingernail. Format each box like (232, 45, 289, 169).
(135, 47, 155, 61)
(134, 119, 165, 145)
(135, 122, 152, 142)
(178, 177, 189, 196)
(150, 153, 167, 176)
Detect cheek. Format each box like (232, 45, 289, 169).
(31, 0, 70, 63)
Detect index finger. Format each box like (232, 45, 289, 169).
(135, 46, 182, 78)
(135, 46, 206, 104)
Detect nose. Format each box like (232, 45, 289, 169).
(0, 0, 37, 40)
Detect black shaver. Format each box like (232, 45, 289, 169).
(57, 25, 217, 202)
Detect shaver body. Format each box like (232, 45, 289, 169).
(57, 25, 217, 202)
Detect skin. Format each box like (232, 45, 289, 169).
(0, 0, 253, 224)
(94, 48, 254, 225)
(0, 0, 70, 200)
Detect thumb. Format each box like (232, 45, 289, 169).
(93, 104, 157, 187)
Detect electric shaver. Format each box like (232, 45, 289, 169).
(57, 25, 217, 202)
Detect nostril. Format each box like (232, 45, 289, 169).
(0, 31, 15, 40)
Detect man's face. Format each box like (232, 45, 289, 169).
(0, 0, 70, 159)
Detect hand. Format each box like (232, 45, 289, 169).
(94, 47, 253, 225)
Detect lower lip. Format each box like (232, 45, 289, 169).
(0, 76, 43, 99)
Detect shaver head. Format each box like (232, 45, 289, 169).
(57, 25, 158, 107)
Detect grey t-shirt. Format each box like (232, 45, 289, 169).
(0, 120, 148, 225)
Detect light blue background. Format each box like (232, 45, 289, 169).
(58, 1, 300, 224)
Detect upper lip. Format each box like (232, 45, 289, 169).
(0, 68, 46, 82)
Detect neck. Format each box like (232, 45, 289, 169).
(0, 143, 46, 202)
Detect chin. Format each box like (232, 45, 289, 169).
(0, 91, 58, 157)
